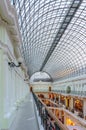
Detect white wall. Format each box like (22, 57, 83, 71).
(52, 75, 86, 93)
(0, 48, 29, 129)
(31, 82, 52, 92)
(0, 25, 29, 129)
(0, 25, 14, 55)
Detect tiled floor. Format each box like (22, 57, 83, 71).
(9, 94, 39, 130)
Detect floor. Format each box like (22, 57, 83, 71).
(9, 94, 39, 130)
(35, 104, 44, 130)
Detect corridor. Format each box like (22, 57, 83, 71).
(9, 94, 39, 130)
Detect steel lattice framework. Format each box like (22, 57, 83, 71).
(11, 0, 86, 81)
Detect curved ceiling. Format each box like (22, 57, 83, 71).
(12, 0, 86, 81)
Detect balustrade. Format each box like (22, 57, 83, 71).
(32, 92, 60, 130)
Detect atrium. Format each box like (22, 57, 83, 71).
(0, 0, 86, 130)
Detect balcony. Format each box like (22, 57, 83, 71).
(34, 92, 86, 130)
(52, 90, 86, 97)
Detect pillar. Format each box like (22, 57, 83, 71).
(69, 97, 73, 110)
(49, 86, 51, 91)
(83, 100, 86, 120)
(0, 49, 9, 129)
(30, 86, 33, 92)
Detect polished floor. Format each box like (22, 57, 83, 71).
(9, 94, 39, 130)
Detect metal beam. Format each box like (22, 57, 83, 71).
(40, 0, 82, 71)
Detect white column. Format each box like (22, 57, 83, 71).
(83, 100, 86, 119)
(3, 54, 10, 117)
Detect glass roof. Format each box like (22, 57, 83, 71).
(12, 0, 86, 81)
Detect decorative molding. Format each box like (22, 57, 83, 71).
(30, 82, 52, 86)
(53, 74, 86, 85)
(0, 0, 22, 45)
(0, 40, 29, 80)
(0, 40, 14, 60)
(0, 0, 29, 78)
(0, 0, 29, 80)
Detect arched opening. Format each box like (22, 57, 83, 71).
(30, 71, 52, 83)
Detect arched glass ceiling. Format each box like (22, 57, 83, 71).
(13, 0, 86, 81)
(43, 1, 86, 80)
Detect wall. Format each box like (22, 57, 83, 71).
(0, 25, 14, 55)
(31, 82, 52, 92)
(0, 25, 29, 129)
(52, 76, 86, 93)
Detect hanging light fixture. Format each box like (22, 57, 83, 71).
(8, 62, 22, 67)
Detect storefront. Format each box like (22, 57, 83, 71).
(73, 98, 83, 118)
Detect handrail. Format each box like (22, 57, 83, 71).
(35, 93, 86, 128)
(37, 96, 69, 130)
(33, 96, 40, 130)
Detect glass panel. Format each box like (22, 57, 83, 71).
(12, 0, 86, 80)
